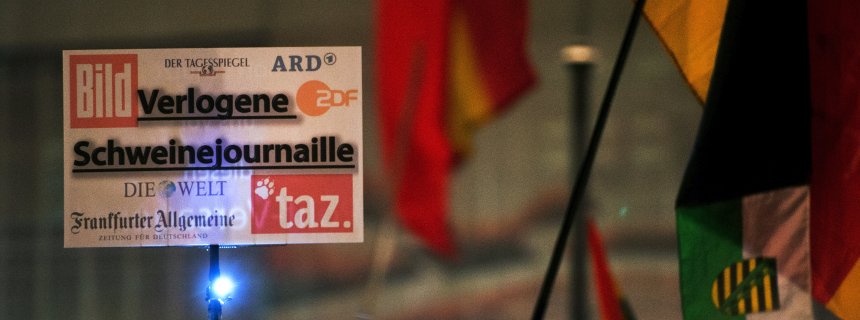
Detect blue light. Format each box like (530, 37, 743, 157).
(212, 276, 236, 299)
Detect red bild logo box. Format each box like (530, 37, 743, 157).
(69, 54, 138, 128)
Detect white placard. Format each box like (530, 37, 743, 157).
(63, 47, 363, 247)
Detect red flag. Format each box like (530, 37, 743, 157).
(809, 0, 860, 316)
(376, 0, 534, 256)
(588, 219, 636, 320)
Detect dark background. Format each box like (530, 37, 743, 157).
(0, 1, 699, 318)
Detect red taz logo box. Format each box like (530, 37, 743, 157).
(251, 174, 353, 234)
(69, 54, 138, 128)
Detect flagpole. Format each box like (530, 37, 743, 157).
(531, 0, 646, 318)
(561, 44, 596, 320)
(207, 244, 222, 320)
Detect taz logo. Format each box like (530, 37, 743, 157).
(69, 54, 138, 128)
(251, 175, 353, 234)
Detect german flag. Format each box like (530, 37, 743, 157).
(644, 0, 727, 103)
(376, 0, 535, 257)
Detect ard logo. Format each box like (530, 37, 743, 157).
(69, 54, 138, 128)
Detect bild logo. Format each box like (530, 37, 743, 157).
(69, 54, 138, 128)
(251, 174, 353, 234)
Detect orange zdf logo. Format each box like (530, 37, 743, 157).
(295, 80, 358, 116)
(69, 54, 138, 128)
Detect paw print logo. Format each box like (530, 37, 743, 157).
(255, 177, 275, 200)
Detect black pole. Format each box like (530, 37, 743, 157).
(563, 45, 595, 320)
(532, 0, 646, 318)
(207, 244, 222, 320)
